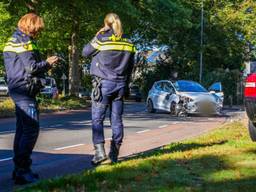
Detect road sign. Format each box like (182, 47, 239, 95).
(61, 73, 67, 96)
(61, 74, 67, 80)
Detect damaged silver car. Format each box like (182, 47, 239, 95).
(146, 80, 223, 116)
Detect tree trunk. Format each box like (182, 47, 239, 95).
(68, 11, 80, 96)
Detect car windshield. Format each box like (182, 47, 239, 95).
(0, 81, 6, 86)
(174, 81, 207, 92)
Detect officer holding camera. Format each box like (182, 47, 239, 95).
(3, 13, 58, 185)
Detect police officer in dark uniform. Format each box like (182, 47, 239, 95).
(82, 13, 136, 165)
(3, 13, 58, 184)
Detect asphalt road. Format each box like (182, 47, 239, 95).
(0, 102, 237, 191)
(0, 102, 228, 159)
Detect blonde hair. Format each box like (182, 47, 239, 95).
(18, 13, 44, 37)
(104, 13, 123, 37)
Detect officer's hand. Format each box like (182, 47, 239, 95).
(46, 56, 59, 65)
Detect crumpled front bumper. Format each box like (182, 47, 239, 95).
(185, 101, 221, 114)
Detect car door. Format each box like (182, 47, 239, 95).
(162, 82, 179, 111)
(208, 82, 224, 101)
(155, 82, 166, 110)
(157, 82, 176, 111)
(150, 82, 162, 109)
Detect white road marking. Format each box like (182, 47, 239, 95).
(0, 157, 12, 162)
(172, 121, 189, 124)
(48, 124, 64, 128)
(52, 124, 64, 127)
(0, 130, 14, 134)
(40, 127, 57, 132)
(54, 144, 84, 151)
(69, 120, 91, 124)
(0, 124, 62, 133)
(136, 129, 150, 134)
(158, 124, 168, 129)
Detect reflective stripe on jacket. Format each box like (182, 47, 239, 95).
(3, 29, 50, 99)
(82, 29, 136, 82)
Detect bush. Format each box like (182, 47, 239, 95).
(0, 98, 15, 117)
(0, 96, 87, 118)
(37, 95, 87, 111)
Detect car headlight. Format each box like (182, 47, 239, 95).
(213, 94, 222, 103)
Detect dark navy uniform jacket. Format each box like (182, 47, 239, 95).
(3, 29, 51, 100)
(82, 29, 136, 82)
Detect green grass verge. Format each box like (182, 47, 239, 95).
(38, 95, 87, 112)
(0, 96, 87, 118)
(19, 121, 256, 192)
(0, 98, 15, 117)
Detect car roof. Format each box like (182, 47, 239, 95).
(175, 80, 201, 84)
(154, 80, 200, 85)
(155, 80, 198, 83)
(155, 80, 173, 84)
(153, 80, 204, 90)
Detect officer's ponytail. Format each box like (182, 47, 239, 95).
(104, 13, 123, 38)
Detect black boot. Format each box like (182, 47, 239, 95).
(12, 168, 39, 180)
(108, 140, 120, 163)
(91, 143, 107, 165)
(13, 168, 39, 185)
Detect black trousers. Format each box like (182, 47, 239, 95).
(12, 97, 39, 170)
(92, 79, 126, 145)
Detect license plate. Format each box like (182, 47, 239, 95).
(200, 103, 213, 113)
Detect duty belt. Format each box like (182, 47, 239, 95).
(92, 76, 102, 102)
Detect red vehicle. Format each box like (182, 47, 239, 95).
(244, 73, 256, 141)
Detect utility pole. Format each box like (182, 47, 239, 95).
(199, 0, 204, 83)
(61, 73, 67, 96)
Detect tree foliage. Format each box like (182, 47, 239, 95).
(0, 0, 255, 100)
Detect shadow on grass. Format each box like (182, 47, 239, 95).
(19, 137, 256, 192)
(122, 140, 228, 161)
(88, 153, 256, 191)
(21, 151, 256, 192)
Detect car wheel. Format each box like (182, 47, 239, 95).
(147, 99, 155, 113)
(248, 120, 256, 142)
(170, 102, 178, 116)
